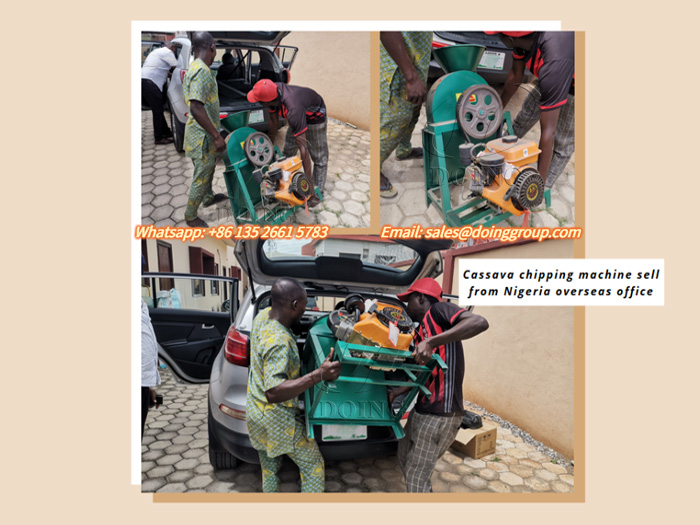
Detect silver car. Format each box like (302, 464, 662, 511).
(207, 237, 452, 469)
(166, 32, 298, 152)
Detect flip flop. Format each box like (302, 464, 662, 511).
(396, 147, 424, 161)
(380, 179, 398, 199)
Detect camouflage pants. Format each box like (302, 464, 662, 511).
(513, 82, 575, 188)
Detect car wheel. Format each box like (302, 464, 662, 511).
(169, 104, 185, 153)
(208, 405, 238, 470)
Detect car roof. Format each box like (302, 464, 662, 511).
(235, 237, 452, 295)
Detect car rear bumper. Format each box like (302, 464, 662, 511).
(210, 411, 261, 464)
(210, 411, 398, 465)
(319, 435, 398, 461)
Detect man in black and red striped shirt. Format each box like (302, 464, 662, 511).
(248, 79, 328, 207)
(486, 31, 575, 189)
(392, 278, 489, 492)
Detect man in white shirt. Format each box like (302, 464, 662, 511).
(141, 299, 161, 438)
(141, 42, 177, 144)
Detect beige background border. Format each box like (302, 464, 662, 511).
(7, 2, 697, 523)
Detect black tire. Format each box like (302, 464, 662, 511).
(169, 104, 185, 153)
(208, 405, 238, 470)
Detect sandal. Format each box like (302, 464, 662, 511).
(396, 147, 423, 161)
(380, 173, 398, 199)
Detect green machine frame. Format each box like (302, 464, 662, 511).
(422, 45, 550, 228)
(220, 112, 321, 225)
(302, 318, 447, 440)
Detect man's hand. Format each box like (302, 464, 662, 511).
(381, 32, 428, 106)
(319, 348, 341, 382)
(214, 133, 226, 153)
(405, 75, 427, 105)
(149, 387, 160, 409)
(189, 99, 225, 153)
(412, 311, 489, 365)
(412, 339, 433, 365)
(388, 386, 411, 405)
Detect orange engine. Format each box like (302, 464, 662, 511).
(462, 135, 545, 214)
(327, 299, 416, 366)
(347, 302, 415, 352)
(256, 156, 315, 206)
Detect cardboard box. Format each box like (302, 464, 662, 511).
(451, 419, 498, 459)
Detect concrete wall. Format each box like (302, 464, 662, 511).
(454, 240, 576, 458)
(282, 32, 370, 130)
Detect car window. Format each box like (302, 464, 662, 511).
(261, 239, 420, 269)
(142, 274, 234, 313)
(276, 46, 297, 70)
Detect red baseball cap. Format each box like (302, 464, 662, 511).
(397, 278, 443, 302)
(247, 79, 279, 103)
(484, 31, 534, 37)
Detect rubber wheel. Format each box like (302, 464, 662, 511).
(511, 168, 545, 210)
(169, 104, 185, 153)
(207, 404, 238, 470)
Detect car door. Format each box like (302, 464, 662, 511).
(142, 272, 238, 383)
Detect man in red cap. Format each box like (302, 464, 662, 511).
(485, 31, 575, 190)
(392, 277, 489, 492)
(247, 79, 327, 207)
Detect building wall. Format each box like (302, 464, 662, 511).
(282, 32, 370, 130)
(453, 240, 576, 458)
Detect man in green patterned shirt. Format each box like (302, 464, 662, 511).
(247, 278, 341, 492)
(379, 32, 432, 199)
(182, 31, 227, 227)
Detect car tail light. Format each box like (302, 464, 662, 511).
(219, 113, 228, 119)
(219, 404, 246, 421)
(180, 70, 186, 82)
(224, 326, 250, 367)
(432, 41, 449, 48)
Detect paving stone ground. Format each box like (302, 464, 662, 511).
(142, 367, 574, 494)
(141, 112, 370, 228)
(380, 81, 576, 229)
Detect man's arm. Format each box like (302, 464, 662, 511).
(536, 108, 560, 186)
(500, 58, 525, 109)
(189, 99, 225, 153)
(413, 311, 489, 364)
(380, 32, 427, 105)
(268, 110, 279, 142)
(294, 133, 313, 181)
(265, 348, 341, 404)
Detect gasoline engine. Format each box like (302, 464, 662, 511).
(244, 132, 316, 207)
(327, 294, 415, 368)
(460, 133, 544, 215)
